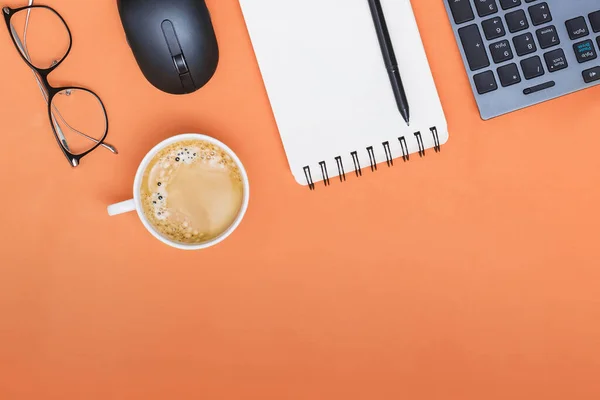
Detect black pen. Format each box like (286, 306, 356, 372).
(367, 0, 410, 125)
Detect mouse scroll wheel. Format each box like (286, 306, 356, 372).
(173, 54, 189, 75)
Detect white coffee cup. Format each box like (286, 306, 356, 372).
(107, 133, 250, 250)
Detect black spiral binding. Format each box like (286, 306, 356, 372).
(319, 161, 330, 187)
(351, 151, 362, 177)
(430, 127, 441, 153)
(367, 147, 377, 171)
(303, 166, 315, 191)
(383, 141, 393, 167)
(335, 156, 346, 182)
(303, 126, 441, 190)
(399, 136, 409, 162)
(414, 131, 425, 157)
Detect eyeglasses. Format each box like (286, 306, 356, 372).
(2, 1, 117, 167)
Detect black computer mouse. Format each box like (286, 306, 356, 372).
(117, 0, 219, 95)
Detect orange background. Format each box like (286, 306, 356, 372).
(1, 0, 600, 399)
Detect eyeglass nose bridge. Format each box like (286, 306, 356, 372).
(3, 7, 10, 14)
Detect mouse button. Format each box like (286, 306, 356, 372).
(173, 54, 189, 75)
(161, 19, 183, 57)
(180, 72, 196, 93)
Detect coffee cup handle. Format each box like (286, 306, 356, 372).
(107, 199, 136, 216)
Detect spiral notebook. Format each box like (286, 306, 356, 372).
(239, 0, 448, 188)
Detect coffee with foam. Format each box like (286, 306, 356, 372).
(140, 139, 244, 244)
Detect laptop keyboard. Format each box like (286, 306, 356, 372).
(444, 0, 600, 119)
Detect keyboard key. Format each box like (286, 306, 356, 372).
(544, 48, 568, 72)
(473, 70, 498, 94)
(520, 56, 544, 79)
(458, 24, 490, 71)
(523, 81, 555, 95)
(513, 33, 537, 56)
(536, 25, 560, 49)
(489, 40, 513, 63)
(565, 17, 589, 40)
(447, 0, 474, 24)
(474, 0, 498, 17)
(529, 2, 552, 26)
(499, 0, 521, 11)
(590, 11, 600, 32)
(482, 17, 506, 40)
(506, 9, 529, 33)
(497, 63, 521, 86)
(582, 66, 600, 83)
(573, 39, 598, 63)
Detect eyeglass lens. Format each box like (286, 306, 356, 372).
(9, 7, 70, 70)
(51, 89, 108, 155)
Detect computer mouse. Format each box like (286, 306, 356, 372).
(117, 0, 219, 95)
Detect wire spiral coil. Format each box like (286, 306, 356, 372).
(303, 127, 441, 190)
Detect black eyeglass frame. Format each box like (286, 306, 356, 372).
(2, 4, 109, 167)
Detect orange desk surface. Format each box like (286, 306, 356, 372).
(1, 1, 600, 399)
